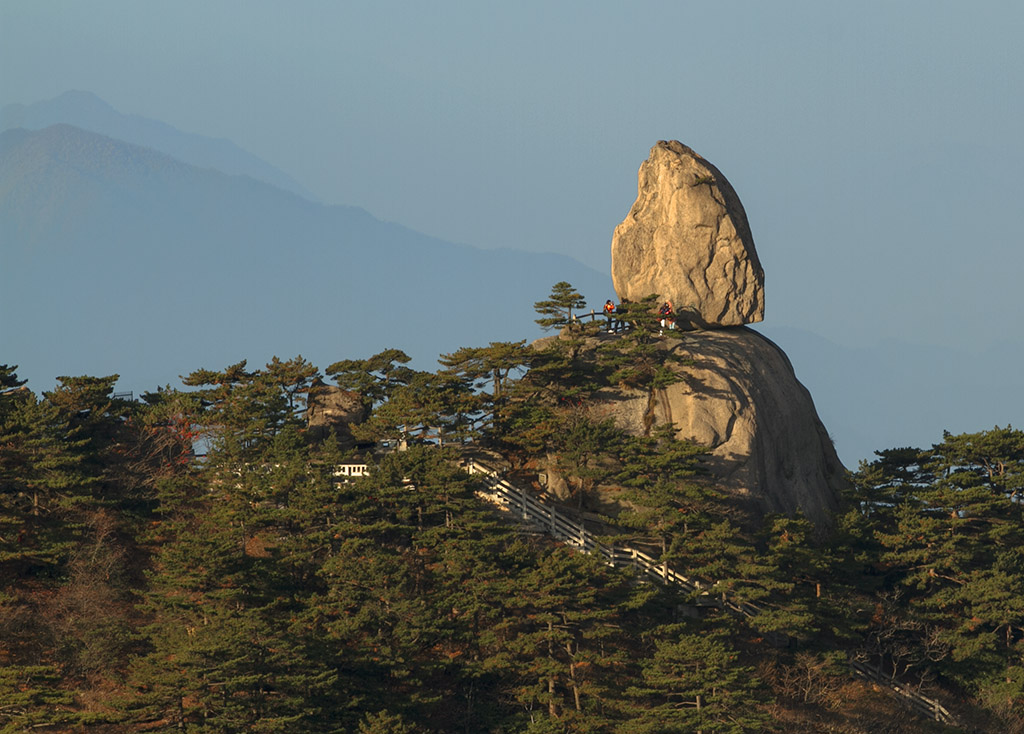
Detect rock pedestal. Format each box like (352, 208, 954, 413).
(611, 140, 764, 328)
(588, 329, 846, 530)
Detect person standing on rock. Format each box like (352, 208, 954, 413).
(659, 301, 675, 334)
(604, 299, 616, 332)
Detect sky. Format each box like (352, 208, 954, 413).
(2, 1, 1022, 459)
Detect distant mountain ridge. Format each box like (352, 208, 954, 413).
(0, 123, 613, 398)
(5, 97, 1018, 470)
(0, 90, 317, 200)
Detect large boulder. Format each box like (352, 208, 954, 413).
(611, 141, 764, 328)
(584, 328, 845, 530)
(306, 383, 368, 447)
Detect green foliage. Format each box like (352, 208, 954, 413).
(595, 295, 692, 394)
(625, 623, 772, 733)
(613, 424, 708, 553)
(181, 356, 320, 461)
(0, 364, 27, 392)
(362, 370, 480, 446)
(534, 281, 587, 330)
(8, 336, 1024, 732)
(439, 340, 531, 399)
(488, 335, 608, 466)
(0, 665, 79, 733)
(358, 710, 427, 734)
(605, 294, 660, 340)
(0, 385, 91, 575)
(747, 514, 826, 639)
(438, 340, 532, 435)
(850, 426, 1024, 713)
(482, 546, 640, 728)
(327, 348, 414, 410)
(548, 410, 622, 510)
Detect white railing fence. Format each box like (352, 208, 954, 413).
(326, 455, 961, 727)
(848, 659, 958, 726)
(460, 457, 962, 728)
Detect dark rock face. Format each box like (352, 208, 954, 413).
(306, 384, 367, 447)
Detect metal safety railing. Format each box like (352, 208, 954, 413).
(459, 457, 961, 727)
(328, 454, 961, 727)
(462, 458, 762, 618)
(848, 659, 958, 725)
(572, 309, 632, 333)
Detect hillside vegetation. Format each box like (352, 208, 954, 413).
(2, 308, 1022, 732)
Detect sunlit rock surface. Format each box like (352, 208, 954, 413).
(611, 140, 764, 328)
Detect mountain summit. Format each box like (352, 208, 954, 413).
(0, 90, 316, 199)
(598, 142, 843, 528)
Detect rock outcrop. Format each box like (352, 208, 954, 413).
(306, 383, 367, 447)
(586, 329, 845, 530)
(536, 141, 843, 530)
(611, 141, 764, 328)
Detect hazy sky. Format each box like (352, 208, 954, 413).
(3, 1, 1023, 352)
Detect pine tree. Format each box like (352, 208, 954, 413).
(438, 340, 532, 435)
(547, 409, 622, 511)
(269, 446, 490, 729)
(363, 370, 480, 446)
(483, 545, 636, 729)
(264, 355, 320, 419)
(0, 379, 91, 576)
(0, 665, 80, 732)
(326, 348, 416, 413)
(624, 622, 772, 734)
(613, 425, 708, 555)
(534, 281, 587, 330)
(357, 710, 429, 734)
(749, 514, 826, 640)
(119, 423, 343, 730)
(854, 427, 1024, 716)
(597, 294, 689, 392)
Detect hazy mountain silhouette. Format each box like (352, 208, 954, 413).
(1, 124, 613, 394)
(5, 113, 1017, 468)
(0, 90, 316, 199)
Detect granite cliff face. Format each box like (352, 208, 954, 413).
(591, 330, 844, 530)
(611, 140, 764, 328)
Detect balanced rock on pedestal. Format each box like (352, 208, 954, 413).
(611, 140, 764, 328)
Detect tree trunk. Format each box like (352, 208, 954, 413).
(567, 648, 582, 711)
(547, 621, 558, 718)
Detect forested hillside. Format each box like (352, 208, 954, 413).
(2, 309, 1022, 732)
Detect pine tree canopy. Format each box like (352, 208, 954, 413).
(534, 281, 587, 330)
